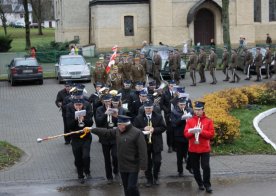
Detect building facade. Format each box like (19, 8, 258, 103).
(54, 0, 276, 50)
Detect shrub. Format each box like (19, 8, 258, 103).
(0, 35, 13, 52)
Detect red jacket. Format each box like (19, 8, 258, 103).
(184, 114, 215, 153)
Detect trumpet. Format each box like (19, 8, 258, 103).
(148, 118, 153, 144)
(194, 118, 201, 144)
(107, 106, 114, 128)
(76, 109, 86, 128)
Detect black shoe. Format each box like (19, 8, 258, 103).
(145, 179, 152, 187)
(198, 185, 205, 191)
(64, 141, 70, 145)
(255, 79, 261, 82)
(79, 178, 85, 184)
(264, 77, 268, 79)
(210, 82, 215, 85)
(153, 178, 160, 185)
(178, 172, 184, 177)
(223, 79, 229, 81)
(190, 83, 196, 86)
(244, 78, 250, 80)
(168, 147, 173, 153)
(229, 80, 235, 83)
(205, 187, 213, 193)
(85, 173, 92, 180)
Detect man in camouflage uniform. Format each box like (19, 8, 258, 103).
(122, 52, 133, 81)
(264, 47, 272, 79)
(207, 48, 217, 84)
(140, 52, 147, 73)
(92, 59, 107, 86)
(131, 57, 146, 85)
(107, 65, 124, 90)
(254, 47, 263, 82)
(187, 49, 198, 86)
(153, 50, 162, 86)
(173, 49, 181, 84)
(229, 49, 240, 83)
(198, 47, 206, 83)
(222, 47, 230, 81)
(244, 48, 253, 80)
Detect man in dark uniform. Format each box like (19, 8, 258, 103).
(160, 80, 176, 153)
(133, 100, 166, 187)
(171, 97, 193, 177)
(66, 97, 93, 183)
(244, 48, 253, 80)
(131, 58, 146, 84)
(129, 89, 148, 119)
(184, 101, 215, 193)
(55, 81, 72, 144)
(198, 47, 206, 83)
(221, 47, 230, 81)
(229, 49, 240, 83)
(264, 46, 272, 79)
(88, 82, 103, 121)
(147, 80, 157, 102)
(127, 81, 144, 117)
(95, 94, 119, 183)
(207, 48, 217, 84)
(118, 80, 133, 105)
(93, 60, 107, 86)
(254, 47, 263, 82)
(88, 115, 147, 196)
(187, 49, 198, 86)
(153, 50, 162, 86)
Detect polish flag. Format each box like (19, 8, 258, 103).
(106, 45, 118, 74)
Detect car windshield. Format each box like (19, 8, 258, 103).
(158, 50, 169, 59)
(15, 59, 38, 66)
(60, 57, 85, 66)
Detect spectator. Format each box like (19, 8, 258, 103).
(210, 38, 215, 48)
(266, 33, 272, 46)
(69, 45, 75, 55)
(30, 47, 37, 58)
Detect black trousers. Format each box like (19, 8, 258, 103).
(62, 115, 71, 143)
(145, 145, 162, 181)
(189, 152, 211, 188)
(102, 143, 118, 179)
(71, 139, 91, 179)
(174, 140, 188, 174)
(120, 172, 140, 196)
(165, 114, 174, 148)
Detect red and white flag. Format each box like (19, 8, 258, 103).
(106, 45, 118, 74)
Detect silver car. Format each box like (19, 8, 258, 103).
(55, 55, 91, 84)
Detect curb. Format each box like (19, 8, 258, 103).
(253, 108, 276, 150)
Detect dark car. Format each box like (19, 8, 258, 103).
(238, 47, 274, 74)
(7, 57, 43, 86)
(141, 45, 187, 80)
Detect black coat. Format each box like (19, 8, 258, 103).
(160, 89, 174, 114)
(55, 88, 70, 115)
(88, 92, 103, 117)
(118, 88, 134, 104)
(65, 101, 93, 141)
(133, 111, 166, 152)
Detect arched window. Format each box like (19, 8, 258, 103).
(124, 16, 134, 36)
(269, 0, 276, 21)
(254, 0, 261, 22)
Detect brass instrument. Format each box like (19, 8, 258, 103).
(107, 106, 114, 128)
(194, 118, 201, 144)
(75, 109, 86, 128)
(148, 117, 153, 144)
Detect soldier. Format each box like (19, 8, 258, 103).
(95, 94, 119, 183)
(264, 47, 272, 79)
(254, 47, 263, 82)
(221, 47, 230, 81)
(198, 47, 206, 83)
(88, 82, 103, 121)
(93, 59, 107, 86)
(122, 54, 132, 81)
(207, 48, 217, 84)
(244, 48, 253, 80)
(115, 55, 124, 75)
(55, 81, 72, 145)
(135, 48, 141, 58)
(66, 96, 93, 184)
(160, 80, 176, 153)
(107, 65, 124, 90)
(131, 57, 146, 84)
(133, 100, 166, 187)
(171, 97, 193, 177)
(168, 50, 176, 82)
(229, 49, 241, 83)
(153, 50, 162, 86)
(173, 49, 181, 84)
(140, 52, 147, 73)
(188, 49, 198, 86)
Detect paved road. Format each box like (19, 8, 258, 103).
(0, 71, 275, 188)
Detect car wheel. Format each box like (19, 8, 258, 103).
(11, 77, 16, 86)
(38, 79, 43, 85)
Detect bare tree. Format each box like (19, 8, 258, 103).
(30, 0, 43, 35)
(23, 0, 31, 50)
(222, 0, 231, 49)
(0, 4, 8, 35)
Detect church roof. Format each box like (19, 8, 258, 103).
(90, 0, 149, 6)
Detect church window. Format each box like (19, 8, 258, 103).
(269, 0, 276, 21)
(254, 0, 261, 22)
(124, 16, 134, 36)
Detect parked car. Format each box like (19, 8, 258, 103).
(13, 21, 25, 28)
(141, 45, 187, 80)
(238, 47, 274, 74)
(30, 23, 45, 28)
(7, 57, 43, 86)
(55, 55, 91, 84)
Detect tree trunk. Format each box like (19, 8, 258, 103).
(222, 0, 231, 50)
(30, 0, 43, 35)
(23, 0, 31, 50)
(0, 5, 8, 35)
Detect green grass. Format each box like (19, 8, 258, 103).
(0, 27, 55, 52)
(0, 141, 22, 170)
(212, 105, 276, 155)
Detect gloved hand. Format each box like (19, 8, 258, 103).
(80, 127, 91, 138)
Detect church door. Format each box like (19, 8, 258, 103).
(194, 8, 214, 46)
